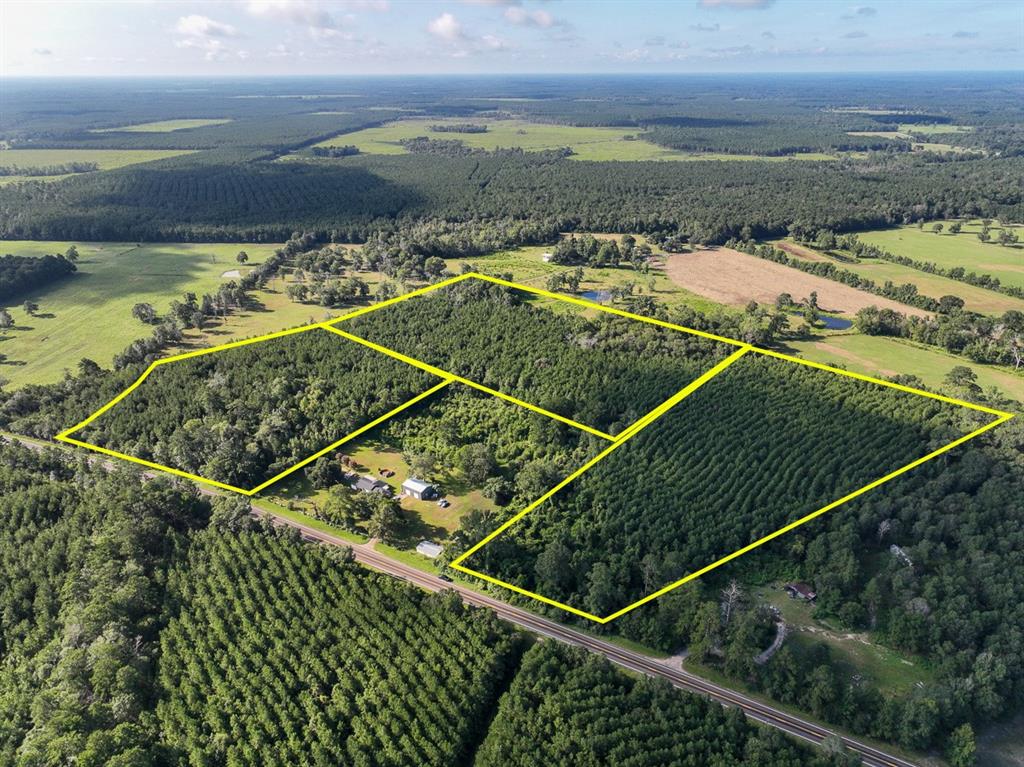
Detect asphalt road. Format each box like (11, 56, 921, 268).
(5, 433, 917, 767)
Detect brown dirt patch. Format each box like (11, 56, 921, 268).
(663, 247, 931, 318)
(771, 240, 832, 263)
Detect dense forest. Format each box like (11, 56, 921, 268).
(339, 279, 733, 434)
(458, 352, 971, 616)
(0, 441, 833, 766)
(476, 642, 833, 767)
(72, 329, 439, 488)
(0, 253, 76, 302)
(2, 151, 1020, 243)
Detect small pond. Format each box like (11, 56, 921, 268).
(789, 311, 853, 330)
(579, 290, 612, 302)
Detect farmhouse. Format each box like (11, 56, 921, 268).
(416, 540, 444, 559)
(784, 582, 817, 602)
(402, 477, 437, 501)
(353, 475, 391, 495)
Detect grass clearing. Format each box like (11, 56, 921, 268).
(787, 333, 1024, 405)
(0, 148, 197, 184)
(90, 119, 232, 132)
(781, 241, 1024, 315)
(0, 241, 285, 387)
(858, 222, 1024, 291)
(315, 118, 841, 162)
(752, 585, 934, 696)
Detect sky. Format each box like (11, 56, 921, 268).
(2, 0, 1022, 77)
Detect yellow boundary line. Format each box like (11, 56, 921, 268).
(449, 346, 754, 622)
(452, 389, 1012, 623)
(54, 271, 1014, 622)
(321, 325, 617, 442)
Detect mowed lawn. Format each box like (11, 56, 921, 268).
(0, 241, 284, 387)
(316, 118, 838, 162)
(788, 333, 1024, 405)
(90, 119, 232, 132)
(858, 222, 1024, 291)
(0, 148, 196, 185)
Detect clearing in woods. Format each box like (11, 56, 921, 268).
(0, 148, 197, 185)
(314, 118, 840, 162)
(90, 119, 233, 132)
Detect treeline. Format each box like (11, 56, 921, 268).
(476, 642, 834, 767)
(0, 161, 98, 176)
(548, 233, 652, 269)
(431, 123, 488, 133)
(642, 121, 900, 156)
(1, 150, 1019, 243)
(340, 279, 731, 435)
(311, 145, 360, 158)
(0, 252, 76, 303)
(854, 305, 1024, 368)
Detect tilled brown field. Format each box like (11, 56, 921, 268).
(663, 247, 931, 318)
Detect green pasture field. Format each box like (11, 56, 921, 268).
(787, 333, 1024, 406)
(315, 118, 839, 162)
(90, 118, 232, 132)
(800, 249, 1024, 315)
(0, 241, 290, 388)
(0, 148, 197, 185)
(857, 222, 1024, 291)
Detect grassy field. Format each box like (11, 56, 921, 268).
(90, 118, 231, 132)
(858, 222, 1024, 291)
(0, 241, 293, 387)
(787, 333, 1024, 405)
(0, 148, 197, 185)
(316, 118, 839, 162)
(792, 248, 1024, 315)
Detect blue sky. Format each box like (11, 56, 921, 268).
(2, 0, 1021, 77)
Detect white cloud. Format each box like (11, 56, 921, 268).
(503, 7, 555, 28)
(691, 23, 720, 32)
(246, 1, 357, 38)
(428, 12, 464, 42)
(843, 30, 868, 39)
(481, 34, 511, 50)
(175, 15, 238, 38)
(32, 47, 53, 56)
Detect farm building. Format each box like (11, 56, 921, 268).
(416, 540, 443, 559)
(402, 477, 437, 501)
(784, 582, 817, 602)
(541, 252, 553, 262)
(353, 475, 391, 495)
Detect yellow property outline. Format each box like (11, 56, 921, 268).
(55, 272, 1013, 621)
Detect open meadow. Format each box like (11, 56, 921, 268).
(0, 148, 197, 185)
(858, 221, 1024, 291)
(315, 118, 839, 162)
(0, 241, 292, 387)
(90, 118, 232, 132)
(777, 240, 1024, 315)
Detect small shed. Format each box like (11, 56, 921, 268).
(784, 582, 817, 602)
(353, 475, 391, 495)
(541, 252, 553, 262)
(416, 540, 443, 559)
(402, 477, 436, 501)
